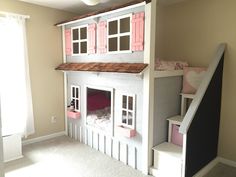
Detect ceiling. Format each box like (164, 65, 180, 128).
(19, 0, 187, 14)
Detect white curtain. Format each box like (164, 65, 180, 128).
(0, 14, 34, 137)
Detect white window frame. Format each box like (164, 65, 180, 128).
(71, 25, 88, 56)
(120, 93, 136, 129)
(84, 85, 114, 135)
(71, 85, 81, 112)
(107, 14, 132, 54)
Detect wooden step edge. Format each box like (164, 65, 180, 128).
(149, 166, 182, 177)
(152, 142, 183, 159)
(180, 93, 195, 99)
(167, 115, 184, 125)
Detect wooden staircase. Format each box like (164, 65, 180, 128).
(150, 94, 195, 177)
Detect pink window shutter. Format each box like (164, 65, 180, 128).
(65, 29, 71, 55)
(132, 12, 145, 51)
(97, 21, 107, 54)
(88, 23, 96, 54)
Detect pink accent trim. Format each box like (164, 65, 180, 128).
(65, 29, 71, 55)
(97, 21, 107, 54)
(67, 110, 80, 119)
(116, 125, 136, 138)
(88, 23, 96, 54)
(132, 12, 144, 51)
(171, 124, 183, 146)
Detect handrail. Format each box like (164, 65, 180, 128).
(179, 43, 226, 134)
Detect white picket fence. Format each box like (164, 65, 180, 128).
(68, 122, 138, 169)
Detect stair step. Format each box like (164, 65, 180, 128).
(152, 142, 182, 176)
(167, 115, 183, 125)
(149, 166, 182, 177)
(152, 142, 182, 159)
(180, 93, 195, 99)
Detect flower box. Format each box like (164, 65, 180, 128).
(116, 125, 136, 138)
(67, 110, 80, 119)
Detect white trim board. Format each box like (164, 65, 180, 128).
(218, 157, 236, 168)
(22, 131, 66, 146)
(57, 2, 146, 26)
(154, 70, 183, 78)
(193, 156, 236, 177)
(179, 43, 226, 134)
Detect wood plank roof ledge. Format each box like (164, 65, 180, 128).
(55, 62, 148, 74)
(55, 0, 151, 26)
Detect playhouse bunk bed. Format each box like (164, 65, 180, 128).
(55, 0, 225, 176)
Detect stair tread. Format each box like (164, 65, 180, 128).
(152, 142, 182, 159)
(150, 166, 182, 177)
(167, 115, 183, 125)
(180, 93, 195, 99)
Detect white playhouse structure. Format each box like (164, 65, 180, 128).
(55, 0, 225, 176)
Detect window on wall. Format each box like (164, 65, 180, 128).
(107, 14, 131, 53)
(121, 94, 136, 129)
(72, 26, 88, 55)
(71, 85, 80, 112)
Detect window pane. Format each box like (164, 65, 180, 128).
(73, 43, 79, 54)
(76, 100, 79, 110)
(120, 36, 130, 51)
(80, 42, 87, 53)
(120, 17, 130, 33)
(122, 95, 127, 109)
(73, 29, 79, 40)
(108, 37, 117, 51)
(109, 20, 118, 35)
(72, 99, 75, 107)
(128, 96, 133, 110)
(122, 111, 127, 124)
(72, 87, 75, 97)
(128, 112, 133, 125)
(76, 88, 79, 98)
(80, 27, 87, 39)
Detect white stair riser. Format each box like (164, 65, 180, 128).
(154, 152, 182, 175)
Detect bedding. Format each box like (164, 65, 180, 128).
(182, 67, 207, 94)
(87, 92, 110, 111)
(155, 59, 188, 71)
(86, 107, 111, 131)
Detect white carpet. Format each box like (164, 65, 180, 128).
(5, 136, 151, 177)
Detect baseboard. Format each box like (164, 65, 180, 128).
(22, 131, 67, 145)
(218, 157, 236, 168)
(193, 157, 219, 177)
(4, 155, 23, 163)
(193, 156, 236, 177)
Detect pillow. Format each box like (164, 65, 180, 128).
(182, 67, 207, 94)
(87, 93, 110, 111)
(155, 59, 189, 71)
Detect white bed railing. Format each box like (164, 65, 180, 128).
(179, 43, 226, 134)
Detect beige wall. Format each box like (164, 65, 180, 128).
(0, 0, 76, 139)
(156, 0, 236, 161)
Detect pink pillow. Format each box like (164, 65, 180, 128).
(155, 59, 189, 71)
(87, 93, 110, 111)
(182, 67, 207, 94)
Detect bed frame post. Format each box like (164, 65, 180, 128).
(142, 0, 157, 175)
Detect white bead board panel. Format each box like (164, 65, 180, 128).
(68, 124, 139, 170)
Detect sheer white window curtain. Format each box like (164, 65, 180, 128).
(0, 14, 34, 137)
